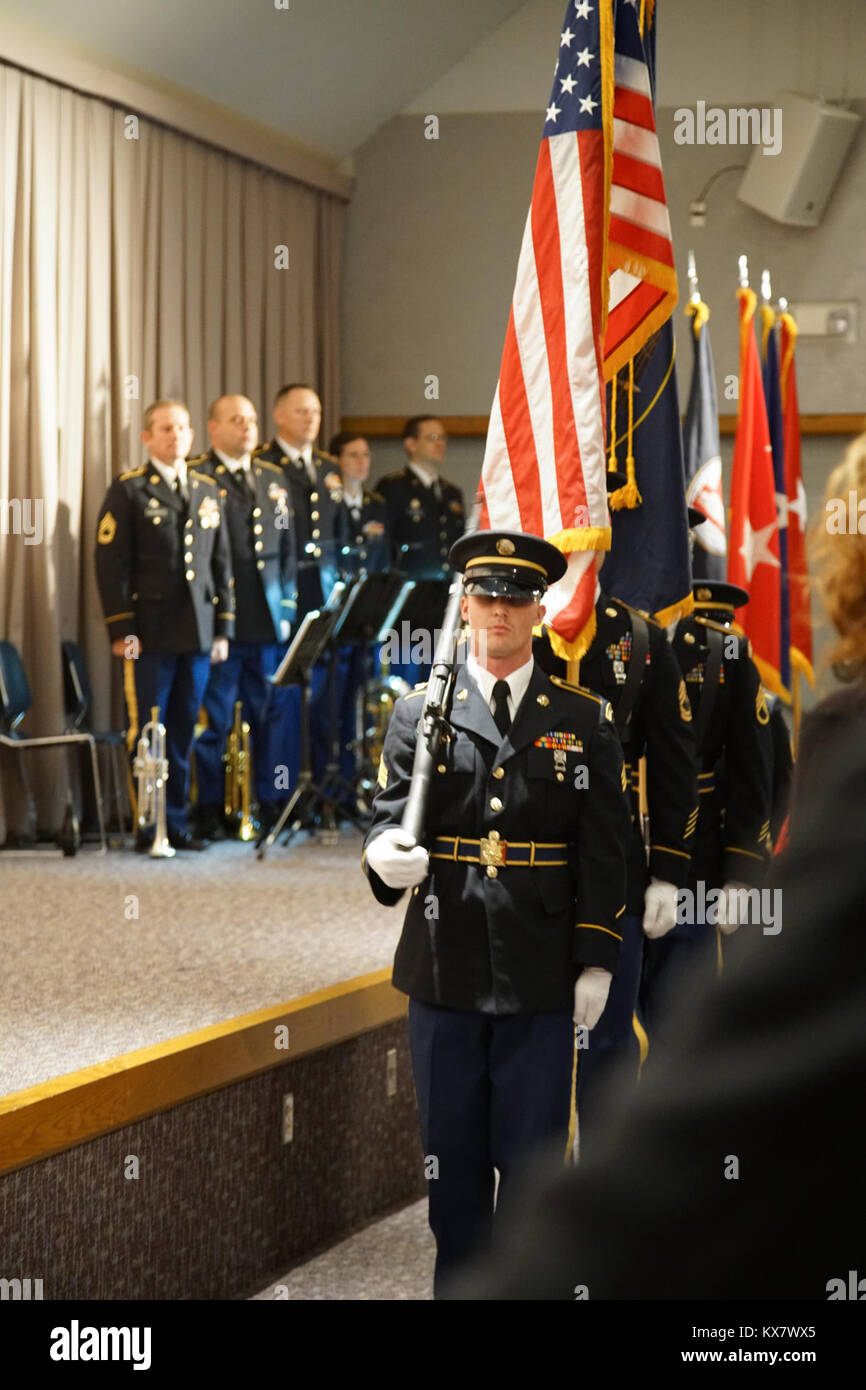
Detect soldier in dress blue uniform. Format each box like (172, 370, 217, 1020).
(377, 416, 465, 582)
(255, 383, 346, 805)
(329, 431, 391, 793)
(377, 416, 465, 688)
(363, 531, 630, 1296)
(255, 383, 345, 617)
(639, 577, 773, 1040)
(191, 396, 298, 840)
(94, 399, 235, 851)
(535, 572, 698, 1144)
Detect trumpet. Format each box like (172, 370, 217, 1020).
(133, 705, 175, 858)
(225, 700, 255, 841)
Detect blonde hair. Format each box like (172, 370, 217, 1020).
(812, 431, 866, 672)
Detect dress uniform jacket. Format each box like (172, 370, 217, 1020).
(364, 661, 630, 1014)
(569, 595, 697, 913)
(339, 488, 390, 578)
(194, 451, 297, 642)
(376, 467, 465, 579)
(254, 441, 345, 615)
(94, 464, 235, 653)
(671, 614, 772, 910)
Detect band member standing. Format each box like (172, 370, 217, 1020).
(192, 395, 298, 840)
(330, 431, 390, 579)
(363, 531, 630, 1296)
(94, 399, 234, 851)
(329, 431, 391, 794)
(377, 416, 465, 581)
(377, 416, 465, 685)
(256, 384, 345, 797)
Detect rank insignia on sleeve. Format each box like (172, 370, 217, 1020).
(678, 679, 692, 722)
(377, 758, 388, 789)
(97, 512, 116, 545)
(197, 495, 221, 528)
(756, 689, 770, 725)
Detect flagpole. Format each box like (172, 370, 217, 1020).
(792, 665, 802, 757)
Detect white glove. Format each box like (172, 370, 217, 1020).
(642, 877, 678, 939)
(365, 827, 429, 890)
(573, 967, 612, 1031)
(718, 880, 750, 936)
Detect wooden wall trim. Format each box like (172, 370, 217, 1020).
(0, 969, 406, 1176)
(342, 413, 866, 439)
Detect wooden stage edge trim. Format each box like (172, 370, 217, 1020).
(341, 413, 866, 439)
(0, 969, 406, 1177)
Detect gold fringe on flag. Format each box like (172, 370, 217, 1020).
(608, 358, 642, 510)
(685, 298, 710, 337)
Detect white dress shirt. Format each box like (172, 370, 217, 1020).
(466, 652, 535, 722)
(342, 478, 364, 508)
(408, 460, 439, 491)
(277, 435, 315, 484)
(149, 455, 187, 494)
(215, 448, 251, 476)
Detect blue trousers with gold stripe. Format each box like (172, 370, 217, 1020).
(195, 640, 283, 809)
(125, 651, 211, 838)
(408, 999, 574, 1298)
(576, 912, 643, 1149)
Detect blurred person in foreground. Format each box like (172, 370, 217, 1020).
(449, 666, 866, 1299)
(788, 431, 866, 828)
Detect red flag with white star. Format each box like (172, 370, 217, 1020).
(779, 311, 814, 685)
(728, 287, 783, 694)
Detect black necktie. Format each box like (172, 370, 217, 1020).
(174, 472, 188, 503)
(492, 679, 511, 736)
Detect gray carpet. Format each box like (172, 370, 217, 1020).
(1, 828, 402, 1095)
(251, 1199, 434, 1300)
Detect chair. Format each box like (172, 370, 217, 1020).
(0, 639, 106, 853)
(61, 640, 131, 846)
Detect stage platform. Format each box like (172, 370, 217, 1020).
(0, 829, 427, 1297)
(2, 828, 399, 1093)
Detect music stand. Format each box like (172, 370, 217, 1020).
(319, 570, 408, 819)
(256, 583, 349, 860)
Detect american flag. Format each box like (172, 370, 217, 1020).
(605, 0, 678, 377)
(479, 0, 615, 660)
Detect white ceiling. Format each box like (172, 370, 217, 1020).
(1, 0, 863, 169)
(0, 0, 527, 161)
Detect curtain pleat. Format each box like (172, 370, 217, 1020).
(0, 61, 345, 840)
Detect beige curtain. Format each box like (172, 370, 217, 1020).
(0, 62, 346, 840)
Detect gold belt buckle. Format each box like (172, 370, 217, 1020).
(479, 832, 505, 867)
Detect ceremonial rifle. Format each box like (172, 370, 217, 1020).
(401, 501, 480, 842)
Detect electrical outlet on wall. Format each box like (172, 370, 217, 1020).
(282, 1092, 294, 1144)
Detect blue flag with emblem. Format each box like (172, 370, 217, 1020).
(683, 298, 726, 581)
(760, 305, 791, 692)
(601, 318, 693, 624)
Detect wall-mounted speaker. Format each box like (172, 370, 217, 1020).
(737, 90, 861, 227)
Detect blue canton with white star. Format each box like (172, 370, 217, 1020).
(543, 0, 604, 137)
